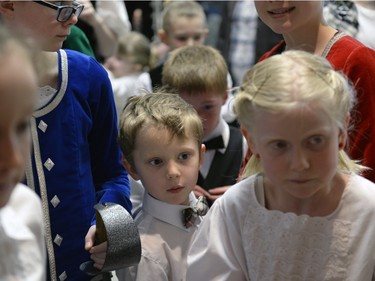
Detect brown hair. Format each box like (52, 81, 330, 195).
(163, 45, 228, 95)
(118, 92, 203, 165)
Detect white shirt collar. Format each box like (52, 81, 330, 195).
(203, 118, 230, 154)
(142, 192, 200, 232)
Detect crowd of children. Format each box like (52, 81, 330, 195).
(1, 1, 375, 281)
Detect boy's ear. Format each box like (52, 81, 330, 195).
(158, 29, 169, 45)
(121, 154, 140, 181)
(0, 1, 15, 17)
(199, 143, 206, 167)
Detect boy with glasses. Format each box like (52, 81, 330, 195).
(0, 1, 132, 280)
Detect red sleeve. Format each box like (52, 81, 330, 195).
(327, 38, 375, 181)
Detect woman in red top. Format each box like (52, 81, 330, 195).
(241, 1, 375, 182)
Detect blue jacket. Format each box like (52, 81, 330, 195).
(25, 49, 131, 281)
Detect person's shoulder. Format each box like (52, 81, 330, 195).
(63, 49, 109, 79)
(345, 174, 375, 208)
(7, 184, 43, 228)
(332, 34, 375, 56)
(327, 34, 375, 69)
(63, 49, 103, 68)
(217, 175, 257, 209)
(136, 72, 152, 94)
(258, 40, 285, 62)
(8, 183, 41, 208)
(348, 174, 375, 196)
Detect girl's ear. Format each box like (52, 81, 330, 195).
(121, 154, 140, 181)
(240, 126, 256, 152)
(241, 126, 260, 159)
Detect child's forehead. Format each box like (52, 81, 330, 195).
(136, 124, 191, 143)
(168, 16, 206, 32)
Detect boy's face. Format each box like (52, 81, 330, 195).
(179, 91, 227, 139)
(0, 53, 37, 208)
(1, 1, 78, 52)
(127, 126, 204, 206)
(160, 17, 208, 50)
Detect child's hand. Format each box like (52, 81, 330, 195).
(193, 185, 211, 199)
(208, 186, 231, 202)
(84, 225, 107, 270)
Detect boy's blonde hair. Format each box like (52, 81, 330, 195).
(118, 93, 203, 165)
(162, 45, 228, 95)
(162, 1, 206, 34)
(117, 31, 151, 71)
(233, 50, 366, 178)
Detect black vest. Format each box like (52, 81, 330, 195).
(149, 63, 164, 90)
(197, 126, 243, 204)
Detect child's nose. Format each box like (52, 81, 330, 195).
(186, 37, 195, 46)
(166, 162, 181, 179)
(290, 148, 310, 171)
(64, 13, 79, 26)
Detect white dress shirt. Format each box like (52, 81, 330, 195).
(117, 192, 202, 281)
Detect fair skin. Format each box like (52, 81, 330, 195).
(178, 91, 229, 201)
(178, 91, 227, 139)
(243, 104, 348, 216)
(0, 0, 105, 269)
(123, 126, 205, 206)
(0, 51, 37, 208)
(104, 55, 142, 78)
(254, 1, 337, 55)
(158, 16, 208, 51)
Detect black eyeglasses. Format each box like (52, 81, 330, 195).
(33, 1, 84, 23)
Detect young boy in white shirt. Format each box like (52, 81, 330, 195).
(116, 93, 207, 281)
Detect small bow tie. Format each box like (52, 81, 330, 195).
(204, 135, 225, 150)
(182, 196, 209, 228)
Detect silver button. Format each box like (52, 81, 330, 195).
(38, 120, 48, 133)
(44, 158, 55, 171)
(50, 195, 60, 208)
(59, 271, 67, 281)
(54, 234, 63, 246)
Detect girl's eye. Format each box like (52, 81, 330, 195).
(309, 136, 323, 145)
(307, 136, 326, 149)
(149, 158, 162, 166)
(270, 141, 288, 150)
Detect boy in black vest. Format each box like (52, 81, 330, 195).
(163, 45, 247, 206)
